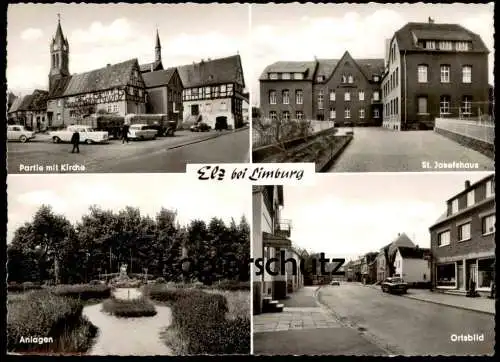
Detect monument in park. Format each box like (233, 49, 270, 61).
(120, 264, 128, 278)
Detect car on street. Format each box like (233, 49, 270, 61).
(128, 124, 158, 140)
(190, 122, 210, 132)
(50, 125, 109, 144)
(7, 125, 36, 143)
(330, 280, 340, 286)
(381, 277, 408, 295)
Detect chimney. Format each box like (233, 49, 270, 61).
(465, 180, 471, 189)
(428, 17, 435, 24)
(398, 232, 401, 236)
(106, 64, 111, 67)
(384, 38, 391, 67)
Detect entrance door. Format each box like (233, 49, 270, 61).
(469, 263, 477, 285)
(457, 265, 464, 290)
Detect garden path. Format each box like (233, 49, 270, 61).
(82, 288, 173, 356)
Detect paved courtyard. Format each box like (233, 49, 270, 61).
(253, 307, 340, 333)
(329, 127, 494, 172)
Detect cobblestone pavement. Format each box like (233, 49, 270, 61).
(253, 307, 341, 333)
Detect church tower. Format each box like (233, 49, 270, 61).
(49, 14, 70, 91)
(155, 28, 162, 64)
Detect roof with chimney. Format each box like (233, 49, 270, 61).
(48, 59, 141, 98)
(394, 21, 489, 53)
(177, 54, 245, 88)
(142, 67, 179, 88)
(380, 233, 416, 255)
(396, 246, 430, 259)
(259, 61, 317, 81)
(260, 53, 384, 82)
(8, 90, 48, 113)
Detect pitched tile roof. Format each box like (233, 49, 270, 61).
(315, 59, 339, 79)
(381, 233, 416, 254)
(142, 67, 178, 88)
(259, 61, 317, 80)
(395, 22, 489, 53)
(8, 90, 48, 112)
(49, 59, 140, 99)
(177, 54, 244, 88)
(355, 59, 385, 79)
(397, 246, 430, 259)
(140, 60, 163, 73)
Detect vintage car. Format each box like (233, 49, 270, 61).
(190, 122, 210, 132)
(128, 124, 158, 140)
(330, 280, 341, 286)
(381, 277, 408, 294)
(50, 125, 109, 144)
(7, 125, 36, 143)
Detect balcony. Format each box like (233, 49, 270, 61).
(275, 219, 292, 238)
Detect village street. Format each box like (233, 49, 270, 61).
(7, 128, 249, 173)
(253, 284, 494, 356)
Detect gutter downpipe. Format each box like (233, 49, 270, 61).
(403, 50, 407, 131)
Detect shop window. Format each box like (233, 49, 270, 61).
(436, 264, 455, 287)
(477, 259, 495, 289)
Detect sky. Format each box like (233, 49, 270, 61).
(280, 172, 494, 262)
(6, 174, 250, 244)
(251, 3, 494, 105)
(7, 3, 251, 96)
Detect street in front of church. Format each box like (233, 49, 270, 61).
(8, 127, 249, 173)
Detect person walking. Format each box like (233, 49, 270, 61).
(70, 129, 80, 153)
(122, 123, 130, 144)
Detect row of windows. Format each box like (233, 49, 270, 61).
(450, 180, 495, 215)
(183, 84, 235, 101)
(268, 89, 380, 105)
(437, 213, 495, 247)
(383, 67, 399, 97)
(385, 98, 399, 117)
(268, 108, 380, 121)
(418, 40, 472, 52)
(417, 95, 474, 115)
(417, 65, 472, 84)
(268, 72, 304, 80)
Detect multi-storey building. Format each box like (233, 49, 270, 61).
(382, 19, 490, 130)
(8, 89, 48, 131)
(252, 185, 293, 314)
(429, 174, 495, 296)
(259, 52, 384, 126)
(178, 55, 246, 129)
(142, 67, 184, 127)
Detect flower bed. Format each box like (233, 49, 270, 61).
(101, 296, 157, 317)
(7, 290, 97, 353)
(51, 284, 111, 301)
(149, 285, 250, 355)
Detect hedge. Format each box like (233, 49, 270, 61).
(101, 297, 157, 317)
(51, 284, 111, 300)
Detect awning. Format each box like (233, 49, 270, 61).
(263, 231, 291, 248)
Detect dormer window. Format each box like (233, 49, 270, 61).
(451, 198, 459, 214)
(269, 73, 278, 80)
(348, 75, 354, 84)
(341, 75, 347, 83)
(293, 72, 304, 80)
(456, 41, 471, 51)
(439, 41, 453, 51)
(425, 41, 436, 49)
(282, 73, 291, 80)
(373, 75, 380, 82)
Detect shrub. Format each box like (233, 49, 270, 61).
(155, 277, 166, 284)
(7, 282, 43, 293)
(51, 284, 111, 301)
(7, 290, 95, 353)
(147, 285, 205, 303)
(214, 280, 250, 291)
(101, 297, 157, 317)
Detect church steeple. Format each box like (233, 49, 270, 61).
(155, 28, 162, 63)
(49, 14, 70, 91)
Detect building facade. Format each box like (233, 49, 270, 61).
(259, 52, 384, 126)
(382, 20, 490, 131)
(178, 55, 246, 130)
(142, 67, 184, 127)
(429, 175, 495, 295)
(8, 89, 48, 131)
(252, 185, 293, 314)
(376, 233, 416, 282)
(394, 246, 431, 285)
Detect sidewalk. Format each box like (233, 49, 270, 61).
(253, 286, 387, 355)
(403, 289, 495, 315)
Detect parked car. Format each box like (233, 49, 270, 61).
(330, 280, 340, 286)
(7, 125, 36, 143)
(381, 277, 408, 294)
(190, 122, 210, 132)
(50, 125, 109, 144)
(128, 124, 158, 140)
